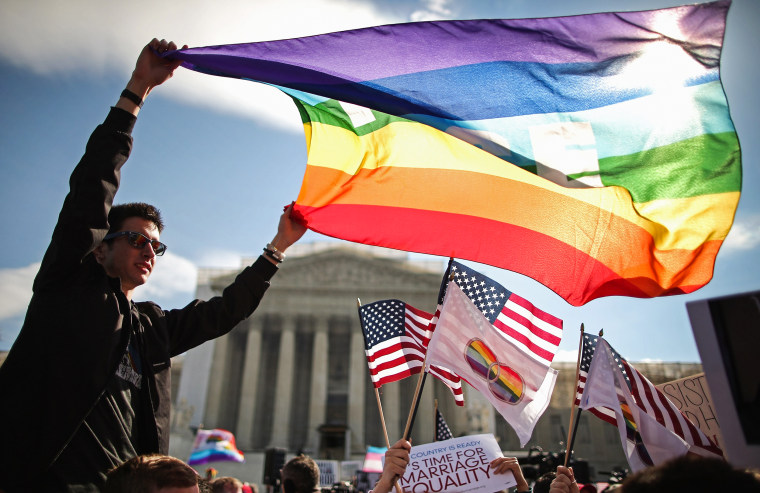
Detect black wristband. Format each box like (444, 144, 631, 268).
(120, 89, 144, 108)
(263, 249, 283, 264)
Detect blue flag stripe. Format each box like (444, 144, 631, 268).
(407, 80, 734, 165)
(368, 58, 719, 120)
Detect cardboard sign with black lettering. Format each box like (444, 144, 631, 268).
(399, 433, 515, 493)
(655, 372, 724, 451)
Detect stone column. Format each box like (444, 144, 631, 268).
(383, 379, 401, 443)
(203, 331, 230, 426)
(235, 317, 263, 449)
(270, 317, 297, 448)
(307, 317, 329, 453)
(417, 372, 435, 444)
(347, 326, 366, 453)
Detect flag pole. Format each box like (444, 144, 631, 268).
(375, 386, 404, 493)
(434, 399, 439, 441)
(357, 298, 403, 493)
(402, 257, 455, 441)
(402, 363, 427, 440)
(563, 323, 585, 467)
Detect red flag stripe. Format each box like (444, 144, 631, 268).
(365, 338, 425, 364)
(502, 293, 562, 346)
(371, 366, 418, 388)
(369, 353, 424, 375)
(508, 293, 564, 328)
(626, 364, 671, 431)
(624, 361, 723, 457)
(492, 316, 555, 363)
(500, 305, 562, 346)
(626, 362, 686, 440)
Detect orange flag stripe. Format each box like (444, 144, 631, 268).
(296, 164, 723, 304)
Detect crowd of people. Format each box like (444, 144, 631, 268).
(0, 37, 758, 493)
(100, 446, 759, 493)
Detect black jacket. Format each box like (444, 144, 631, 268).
(0, 107, 277, 491)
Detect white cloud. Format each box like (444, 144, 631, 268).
(553, 348, 578, 363)
(133, 252, 198, 301)
(722, 214, 760, 252)
(0, 0, 405, 132)
(0, 253, 198, 326)
(411, 0, 454, 21)
(195, 249, 248, 270)
(0, 263, 38, 319)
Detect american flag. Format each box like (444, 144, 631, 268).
(574, 332, 620, 425)
(435, 407, 454, 441)
(577, 335, 723, 464)
(446, 261, 563, 367)
(359, 299, 464, 405)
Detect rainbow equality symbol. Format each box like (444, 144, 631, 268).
(464, 338, 524, 404)
(620, 402, 654, 467)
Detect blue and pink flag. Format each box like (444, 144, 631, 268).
(167, 1, 740, 306)
(187, 428, 245, 465)
(362, 446, 387, 473)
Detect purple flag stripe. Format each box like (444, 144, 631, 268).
(173, 1, 728, 81)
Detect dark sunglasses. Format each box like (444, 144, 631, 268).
(103, 231, 167, 256)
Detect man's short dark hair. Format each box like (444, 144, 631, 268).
(533, 471, 556, 493)
(621, 455, 760, 493)
(281, 455, 320, 493)
(103, 454, 200, 493)
(108, 202, 164, 234)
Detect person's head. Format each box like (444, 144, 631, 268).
(103, 454, 201, 493)
(108, 202, 165, 235)
(94, 202, 165, 296)
(280, 455, 320, 493)
(210, 476, 243, 493)
(533, 471, 556, 493)
(620, 455, 760, 493)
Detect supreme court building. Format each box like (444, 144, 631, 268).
(170, 244, 469, 465)
(168, 242, 702, 484)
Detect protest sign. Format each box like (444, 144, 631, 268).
(399, 434, 514, 493)
(655, 372, 725, 451)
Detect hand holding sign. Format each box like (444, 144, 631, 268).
(549, 466, 580, 493)
(372, 439, 412, 493)
(399, 434, 515, 493)
(489, 457, 531, 492)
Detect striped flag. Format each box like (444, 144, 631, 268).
(579, 337, 723, 471)
(574, 332, 620, 426)
(435, 408, 454, 442)
(427, 282, 557, 446)
(362, 446, 387, 473)
(447, 261, 563, 368)
(358, 299, 464, 405)
(169, 1, 741, 307)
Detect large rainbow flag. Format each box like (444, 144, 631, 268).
(169, 1, 741, 306)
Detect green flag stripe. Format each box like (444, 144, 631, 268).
(599, 131, 741, 202)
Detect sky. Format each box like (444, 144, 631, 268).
(0, 0, 758, 364)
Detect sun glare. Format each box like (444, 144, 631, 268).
(615, 14, 709, 95)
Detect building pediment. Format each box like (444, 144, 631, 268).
(275, 247, 443, 290)
(207, 244, 445, 295)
